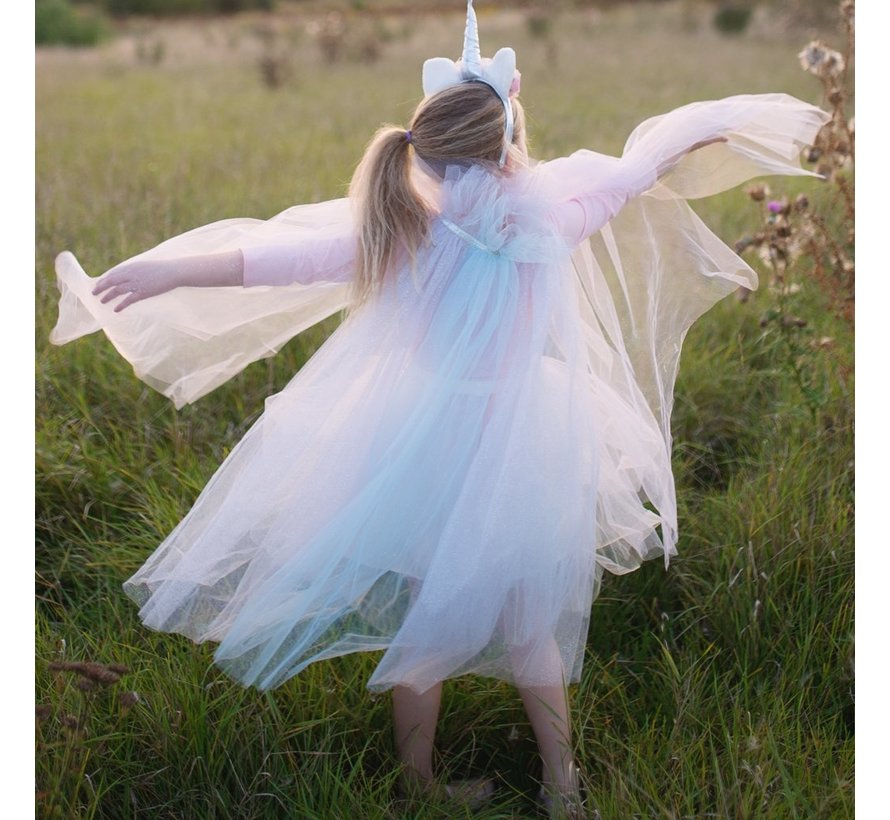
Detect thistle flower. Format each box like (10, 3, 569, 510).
(767, 199, 788, 215)
(798, 41, 846, 78)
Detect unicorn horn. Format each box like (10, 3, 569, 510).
(461, 0, 483, 79)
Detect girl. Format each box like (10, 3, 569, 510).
(51, 2, 828, 816)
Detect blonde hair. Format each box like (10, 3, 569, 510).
(348, 83, 527, 306)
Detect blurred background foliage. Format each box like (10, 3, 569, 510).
(37, 0, 848, 46)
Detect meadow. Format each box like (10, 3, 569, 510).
(36, 2, 853, 817)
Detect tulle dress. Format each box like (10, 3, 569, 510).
(51, 94, 828, 693)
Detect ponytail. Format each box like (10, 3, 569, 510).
(349, 126, 429, 307)
(348, 84, 527, 307)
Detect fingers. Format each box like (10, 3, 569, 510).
(93, 272, 132, 298)
(691, 136, 729, 151)
(91, 275, 117, 296)
(97, 283, 137, 304)
(113, 291, 145, 312)
(92, 260, 140, 297)
(91, 273, 144, 311)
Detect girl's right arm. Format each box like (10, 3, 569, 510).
(93, 228, 356, 312)
(92, 250, 245, 312)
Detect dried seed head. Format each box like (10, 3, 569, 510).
(794, 194, 809, 211)
(798, 41, 846, 78)
(828, 87, 843, 106)
(735, 236, 756, 253)
(48, 660, 125, 686)
(60, 714, 80, 730)
(79, 662, 119, 684)
(805, 146, 822, 163)
(36, 704, 52, 722)
(76, 678, 98, 692)
(746, 183, 768, 201)
(118, 691, 141, 710)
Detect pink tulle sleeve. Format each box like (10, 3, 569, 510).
(545, 93, 831, 247)
(242, 230, 356, 287)
(546, 151, 658, 246)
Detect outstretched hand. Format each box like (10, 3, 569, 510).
(91, 250, 244, 311)
(656, 135, 729, 178)
(687, 136, 729, 153)
(92, 259, 184, 312)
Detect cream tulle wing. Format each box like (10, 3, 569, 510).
(50, 199, 353, 408)
(541, 93, 830, 567)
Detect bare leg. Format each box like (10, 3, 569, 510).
(518, 682, 579, 794)
(392, 682, 443, 791)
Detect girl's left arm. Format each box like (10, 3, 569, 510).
(548, 138, 725, 247)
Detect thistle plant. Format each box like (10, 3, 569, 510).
(735, 0, 854, 415)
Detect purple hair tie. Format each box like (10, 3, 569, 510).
(405, 129, 413, 144)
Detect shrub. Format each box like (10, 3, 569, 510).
(36, 0, 109, 47)
(713, 3, 752, 35)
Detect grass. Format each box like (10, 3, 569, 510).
(36, 2, 853, 817)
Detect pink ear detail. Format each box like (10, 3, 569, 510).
(509, 70, 521, 98)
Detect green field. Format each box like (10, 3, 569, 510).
(36, 3, 853, 817)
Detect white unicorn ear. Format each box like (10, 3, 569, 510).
(485, 48, 517, 98)
(422, 58, 462, 97)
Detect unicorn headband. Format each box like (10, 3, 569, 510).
(421, 0, 521, 167)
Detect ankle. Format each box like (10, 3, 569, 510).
(398, 765, 436, 795)
(541, 758, 580, 795)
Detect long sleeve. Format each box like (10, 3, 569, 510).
(242, 228, 356, 287)
(51, 197, 356, 406)
(544, 93, 830, 247)
(546, 150, 659, 246)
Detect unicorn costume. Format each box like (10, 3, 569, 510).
(51, 2, 828, 693)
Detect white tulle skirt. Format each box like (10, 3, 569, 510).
(121, 221, 608, 692)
